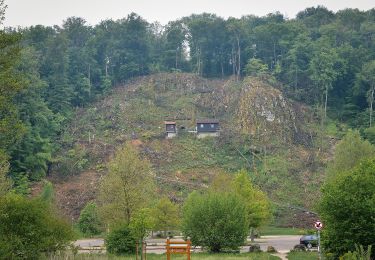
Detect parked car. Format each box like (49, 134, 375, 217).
(300, 234, 318, 248)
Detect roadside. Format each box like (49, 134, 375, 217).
(74, 235, 301, 255)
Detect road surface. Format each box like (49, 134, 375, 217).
(74, 235, 301, 254)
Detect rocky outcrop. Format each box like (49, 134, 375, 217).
(237, 77, 298, 144)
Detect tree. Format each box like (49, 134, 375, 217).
(0, 3, 25, 178)
(98, 143, 155, 226)
(163, 21, 188, 71)
(231, 170, 271, 241)
(10, 47, 57, 185)
(0, 193, 74, 258)
(356, 60, 375, 127)
(309, 47, 340, 121)
(244, 58, 269, 76)
(0, 152, 12, 196)
(130, 208, 154, 260)
(152, 197, 180, 236)
(182, 191, 248, 252)
(39, 181, 54, 204)
(326, 131, 375, 180)
(78, 202, 102, 236)
(319, 159, 375, 258)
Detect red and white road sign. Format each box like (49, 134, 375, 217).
(314, 221, 323, 230)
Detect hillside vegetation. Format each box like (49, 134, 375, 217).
(47, 73, 332, 226)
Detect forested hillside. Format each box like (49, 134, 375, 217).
(1, 4, 375, 219)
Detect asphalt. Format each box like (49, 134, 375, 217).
(74, 235, 301, 254)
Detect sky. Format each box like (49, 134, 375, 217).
(3, 0, 375, 27)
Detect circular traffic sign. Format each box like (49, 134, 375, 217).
(314, 221, 323, 230)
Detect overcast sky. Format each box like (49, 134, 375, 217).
(3, 0, 375, 28)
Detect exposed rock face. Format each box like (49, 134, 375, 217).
(237, 77, 297, 143)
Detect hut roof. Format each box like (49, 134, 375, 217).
(196, 119, 219, 124)
(164, 121, 176, 125)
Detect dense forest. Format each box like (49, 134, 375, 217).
(1, 5, 375, 193)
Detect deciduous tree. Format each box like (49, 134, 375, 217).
(319, 159, 375, 258)
(98, 143, 155, 226)
(152, 197, 180, 236)
(0, 194, 74, 258)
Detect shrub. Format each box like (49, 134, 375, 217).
(320, 159, 375, 258)
(340, 244, 372, 260)
(0, 194, 74, 258)
(182, 191, 249, 252)
(78, 202, 102, 236)
(249, 244, 262, 252)
(267, 246, 277, 253)
(292, 244, 307, 252)
(105, 225, 137, 255)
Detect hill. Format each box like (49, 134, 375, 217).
(44, 73, 335, 227)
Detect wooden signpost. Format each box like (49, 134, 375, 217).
(166, 239, 191, 260)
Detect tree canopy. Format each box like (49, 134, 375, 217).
(320, 159, 375, 258)
(98, 143, 156, 226)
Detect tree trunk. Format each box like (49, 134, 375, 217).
(237, 36, 241, 81)
(370, 86, 374, 127)
(221, 61, 224, 79)
(273, 41, 276, 66)
(324, 84, 328, 122)
(250, 227, 255, 242)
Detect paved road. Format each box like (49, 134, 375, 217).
(75, 235, 300, 254)
(254, 235, 300, 253)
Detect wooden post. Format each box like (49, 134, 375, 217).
(166, 238, 170, 260)
(187, 239, 191, 260)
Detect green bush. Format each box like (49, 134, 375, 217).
(363, 126, 375, 144)
(78, 202, 102, 236)
(0, 193, 74, 259)
(320, 159, 375, 258)
(105, 225, 137, 255)
(340, 244, 372, 260)
(182, 191, 249, 252)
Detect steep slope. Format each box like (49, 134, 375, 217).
(47, 73, 333, 227)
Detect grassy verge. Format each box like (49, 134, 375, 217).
(287, 251, 318, 260)
(259, 226, 306, 236)
(50, 252, 281, 260)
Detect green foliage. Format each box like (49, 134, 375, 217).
(39, 181, 54, 204)
(152, 197, 180, 235)
(0, 193, 74, 259)
(326, 131, 375, 180)
(78, 202, 102, 236)
(244, 58, 269, 76)
(98, 143, 156, 226)
(363, 126, 375, 144)
(355, 60, 375, 127)
(55, 144, 89, 176)
(341, 244, 373, 260)
(0, 151, 12, 196)
(231, 170, 272, 229)
(129, 208, 154, 241)
(287, 251, 318, 260)
(105, 224, 136, 255)
(182, 191, 249, 252)
(319, 159, 375, 258)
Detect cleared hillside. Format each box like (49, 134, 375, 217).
(46, 73, 334, 227)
